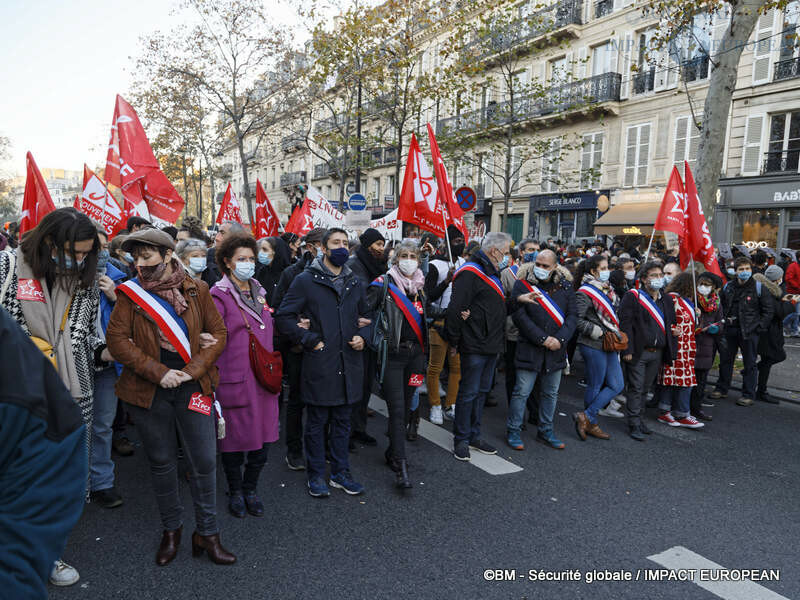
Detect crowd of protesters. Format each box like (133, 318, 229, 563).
(1, 209, 798, 596)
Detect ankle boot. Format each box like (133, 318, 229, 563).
(155, 526, 182, 566)
(406, 409, 419, 441)
(395, 459, 412, 489)
(384, 447, 400, 472)
(191, 531, 236, 565)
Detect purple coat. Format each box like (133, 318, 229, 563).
(211, 275, 279, 453)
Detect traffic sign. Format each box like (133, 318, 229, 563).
(348, 192, 367, 211)
(455, 186, 477, 212)
(346, 183, 356, 195)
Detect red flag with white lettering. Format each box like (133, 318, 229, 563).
(253, 180, 280, 237)
(216, 183, 243, 225)
(20, 152, 56, 235)
(78, 165, 124, 237)
(426, 124, 468, 241)
(653, 166, 687, 239)
(682, 161, 725, 279)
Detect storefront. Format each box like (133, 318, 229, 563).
(715, 174, 800, 250)
(529, 190, 609, 242)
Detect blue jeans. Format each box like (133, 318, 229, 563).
(579, 344, 624, 424)
(305, 403, 352, 480)
(453, 353, 498, 446)
(658, 386, 691, 418)
(783, 304, 800, 333)
(90, 367, 117, 492)
(507, 368, 562, 436)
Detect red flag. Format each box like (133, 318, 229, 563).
(284, 197, 313, 236)
(253, 180, 279, 238)
(215, 183, 243, 225)
(426, 124, 468, 241)
(73, 195, 80, 210)
(653, 166, 687, 238)
(682, 161, 725, 279)
(78, 165, 125, 237)
(105, 95, 184, 224)
(20, 152, 56, 235)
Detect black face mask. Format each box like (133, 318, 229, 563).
(450, 243, 465, 258)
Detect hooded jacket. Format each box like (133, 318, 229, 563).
(754, 273, 793, 364)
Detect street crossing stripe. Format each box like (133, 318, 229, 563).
(368, 395, 523, 475)
(647, 546, 789, 600)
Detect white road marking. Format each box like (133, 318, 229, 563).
(368, 395, 523, 475)
(647, 546, 789, 600)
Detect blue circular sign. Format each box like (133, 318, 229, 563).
(455, 186, 477, 212)
(348, 192, 367, 211)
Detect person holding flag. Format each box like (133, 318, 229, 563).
(507, 250, 577, 451)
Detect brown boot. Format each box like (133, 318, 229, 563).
(586, 423, 611, 440)
(191, 531, 236, 565)
(155, 526, 182, 566)
(572, 411, 589, 441)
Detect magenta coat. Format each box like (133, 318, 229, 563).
(211, 275, 279, 453)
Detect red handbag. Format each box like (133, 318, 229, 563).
(235, 302, 283, 394)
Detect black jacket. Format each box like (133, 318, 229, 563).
(755, 275, 792, 364)
(609, 269, 634, 299)
(275, 258, 371, 406)
(445, 250, 506, 355)
(346, 246, 387, 287)
(202, 247, 223, 288)
(271, 251, 314, 308)
(695, 295, 724, 371)
(255, 236, 293, 303)
(618, 288, 678, 365)
(367, 272, 428, 354)
(511, 269, 577, 373)
(720, 276, 774, 339)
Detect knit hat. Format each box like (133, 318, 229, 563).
(764, 264, 784, 282)
(359, 228, 385, 249)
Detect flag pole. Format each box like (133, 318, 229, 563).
(442, 204, 454, 266)
(643, 228, 656, 263)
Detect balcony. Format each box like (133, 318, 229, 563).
(314, 114, 346, 134)
(436, 72, 622, 136)
(774, 56, 800, 81)
(762, 150, 800, 175)
(313, 163, 327, 180)
(632, 68, 656, 95)
(220, 162, 233, 177)
(461, 0, 582, 64)
(280, 171, 307, 187)
(244, 150, 258, 166)
(281, 134, 305, 153)
(682, 55, 710, 83)
(594, 0, 613, 19)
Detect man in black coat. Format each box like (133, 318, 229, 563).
(619, 261, 678, 441)
(203, 221, 245, 287)
(446, 231, 511, 461)
(276, 228, 371, 498)
(345, 228, 388, 447)
(711, 256, 774, 406)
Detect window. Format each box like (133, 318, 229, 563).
(456, 160, 472, 187)
(778, 1, 800, 67)
(676, 14, 713, 83)
(541, 139, 561, 193)
(591, 41, 614, 76)
(624, 123, 651, 187)
(673, 115, 702, 177)
(550, 57, 568, 85)
(372, 177, 381, 202)
(581, 132, 604, 188)
(732, 209, 779, 246)
(271, 167, 276, 190)
(387, 174, 396, 198)
(633, 29, 677, 94)
(478, 153, 493, 198)
(765, 111, 800, 173)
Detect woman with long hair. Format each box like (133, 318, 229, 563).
(0, 207, 100, 586)
(572, 255, 624, 441)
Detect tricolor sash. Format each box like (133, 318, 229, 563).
(118, 279, 192, 363)
(577, 283, 619, 327)
(454, 262, 505, 299)
(671, 293, 696, 326)
(631, 289, 665, 334)
(371, 277, 425, 349)
(519, 280, 565, 327)
(509, 264, 519, 279)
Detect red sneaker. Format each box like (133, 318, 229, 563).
(676, 415, 705, 429)
(657, 412, 680, 427)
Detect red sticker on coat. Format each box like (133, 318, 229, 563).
(188, 393, 212, 415)
(408, 374, 425, 387)
(17, 279, 45, 302)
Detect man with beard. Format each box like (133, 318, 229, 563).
(346, 228, 388, 447)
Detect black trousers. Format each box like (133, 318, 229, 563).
(351, 349, 376, 435)
(691, 368, 709, 415)
(221, 443, 269, 494)
(284, 350, 304, 455)
(757, 359, 778, 397)
(383, 343, 425, 460)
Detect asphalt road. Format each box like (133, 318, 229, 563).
(50, 369, 800, 600)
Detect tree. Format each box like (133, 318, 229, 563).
(0, 135, 17, 222)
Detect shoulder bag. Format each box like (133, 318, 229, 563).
(234, 301, 283, 394)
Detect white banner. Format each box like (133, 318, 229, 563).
(369, 208, 402, 241)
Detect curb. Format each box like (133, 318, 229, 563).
(706, 375, 800, 406)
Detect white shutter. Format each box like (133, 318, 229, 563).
(687, 115, 702, 166)
(674, 116, 689, 166)
(741, 114, 765, 175)
(620, 32, 633, 99)
(752, 10, 776, 85)
(637, 124, 651, 185)
(578, 46, 588, 79)
(608, 37, 619, 77)
(566, 51, 575, 80)
(594, 132, 604, 186)
(624, 126, 637, 186)
(485, 154, 494, 197)
(654, 46, 668, 90)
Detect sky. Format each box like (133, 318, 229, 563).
(0, 0, 302, 177)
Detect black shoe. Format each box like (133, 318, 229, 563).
(285, 453, 305, 471)
(395, 459, 412, 489)
(351, 431, 378, 446)
(629, 427, 646, 442)
(639, 421, 653, 435)
(757, 393, 779, 405)
(453, 443, 471, 462)
(469, 439, 498, 455)
(228, 492, 246, 518)
(484, 398, 498, 408)
(406, 410, 419, 442)
(90, 487, 123, 509)
(697, 410, 713, 421)
(243, 491, 264, 517)
(112, 436, 135, 457)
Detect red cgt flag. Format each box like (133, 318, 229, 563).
(20, 152, 56, 235)
(682, 161, 725, 279)
(215, 183, 243, 225)
(253, 180, 279, 238)
(426, 123, 468, 242)
(654, 165, 687, 239)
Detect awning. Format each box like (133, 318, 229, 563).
(593, 202, 661, 236)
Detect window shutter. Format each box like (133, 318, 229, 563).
(752, 10, 776, 85)
(710, 7, 729, 71)
(512, 146, 521, 193)
(624, 126, 637, 186)
(741, 114, 765, 175)
(620, 32, 633, 99)
(566, 51, 575, 80)
(578, 46, 588, 80)
(608, 37, 619, 77)
(673, 116, 689, 167)
(485, 154, 494, 197)
(637, 124, 650, 185)
(594, 133, 604, 186)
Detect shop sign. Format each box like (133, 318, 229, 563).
(623, 226, 642, 235)
(530, 190, 608, 211)
(773, 189, 800, 203)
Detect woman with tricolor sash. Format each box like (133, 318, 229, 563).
(366, 239, 427, 490)
(572, 255, 624, 441)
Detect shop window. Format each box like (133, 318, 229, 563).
(576, 210, 595, 238)
(789, 209, 800, 221)
(732, 209, 779, 247)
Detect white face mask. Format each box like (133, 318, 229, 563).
(398, 258, 418, 277)
(697, 285, 712, 296)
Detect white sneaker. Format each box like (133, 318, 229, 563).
(50, 560, 79, 587)
(614, 394, 627, 405)
(598, 403, 624, 418)
(429, 405, 444, 425)
(444, 406, 456, 420)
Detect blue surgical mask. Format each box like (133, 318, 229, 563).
(649, 277, 665, 289)
(533, 266, 551, 281)
(258, 251, 273, 266)
(123, 252, 134, 264)
(597, 269, 610, 282)
(316, 248, 324, 260)
(624, 270, 636, 281)
(328, 247, 350, 267)
(96, 249, 110, 272)
(737, 270, 751, 282)
(189, 256, 207, 273)
(497, 254, 509, 270)
(523, 251, 538, 264)
(53, 254, 84, 270)
(726, 267, 735, 276)
(234, 261, 255, 280)
(664, 274, 674, 285)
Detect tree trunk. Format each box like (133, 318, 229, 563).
(695, 0, 763, 223)
(236, 131, 254, 225)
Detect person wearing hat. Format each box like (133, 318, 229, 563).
(106, 227, 236, 567)
(346, 227, 388, 447)
(755, 265, 794, 404)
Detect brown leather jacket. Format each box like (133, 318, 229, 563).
(106, 274, 226, 409)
